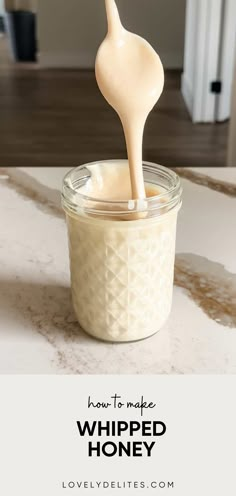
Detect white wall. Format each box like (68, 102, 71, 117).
(38, 0, 186, 69)
(217, 0, 236, 121)
(181, 0, 197, 116)
(119, 0, 186, 68)
(228, 49, 236, 166)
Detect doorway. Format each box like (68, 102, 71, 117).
(181, 0, 236, 123)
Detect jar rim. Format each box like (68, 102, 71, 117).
(62, 160, 182, 218)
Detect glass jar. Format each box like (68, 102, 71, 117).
(62, 160, 182, 342)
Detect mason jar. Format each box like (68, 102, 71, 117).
(62, 160, 182, 342)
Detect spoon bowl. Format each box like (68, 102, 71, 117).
(96, 30, 164, 121)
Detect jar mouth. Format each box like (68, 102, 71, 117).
(62, 160, 182, 219)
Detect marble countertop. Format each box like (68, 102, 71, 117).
(0, 166, 235, 374)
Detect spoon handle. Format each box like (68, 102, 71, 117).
(122, 120, 146, 200)
(105, 0, 123, 38)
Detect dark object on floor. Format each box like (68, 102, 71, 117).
(4, 10, 36, 62)
(0, 15, 5, 32)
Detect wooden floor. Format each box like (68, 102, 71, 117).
(0, 35, 229, 167)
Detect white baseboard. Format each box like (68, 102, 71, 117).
(39, 51, 95, 69)
(39, 50, 183, 70)
(181, 73, 193, 116)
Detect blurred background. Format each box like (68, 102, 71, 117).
(0, 0, 235, 167)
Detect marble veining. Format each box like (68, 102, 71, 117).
(0, 167, 63, 218)
(175, 254, 236, 329)
(173, 167, 236, 197)
(0, 166, 236, 374)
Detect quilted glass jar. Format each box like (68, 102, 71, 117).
(62, 161, 182, 342)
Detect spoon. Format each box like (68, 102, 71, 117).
(95, 0, 164, 202)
